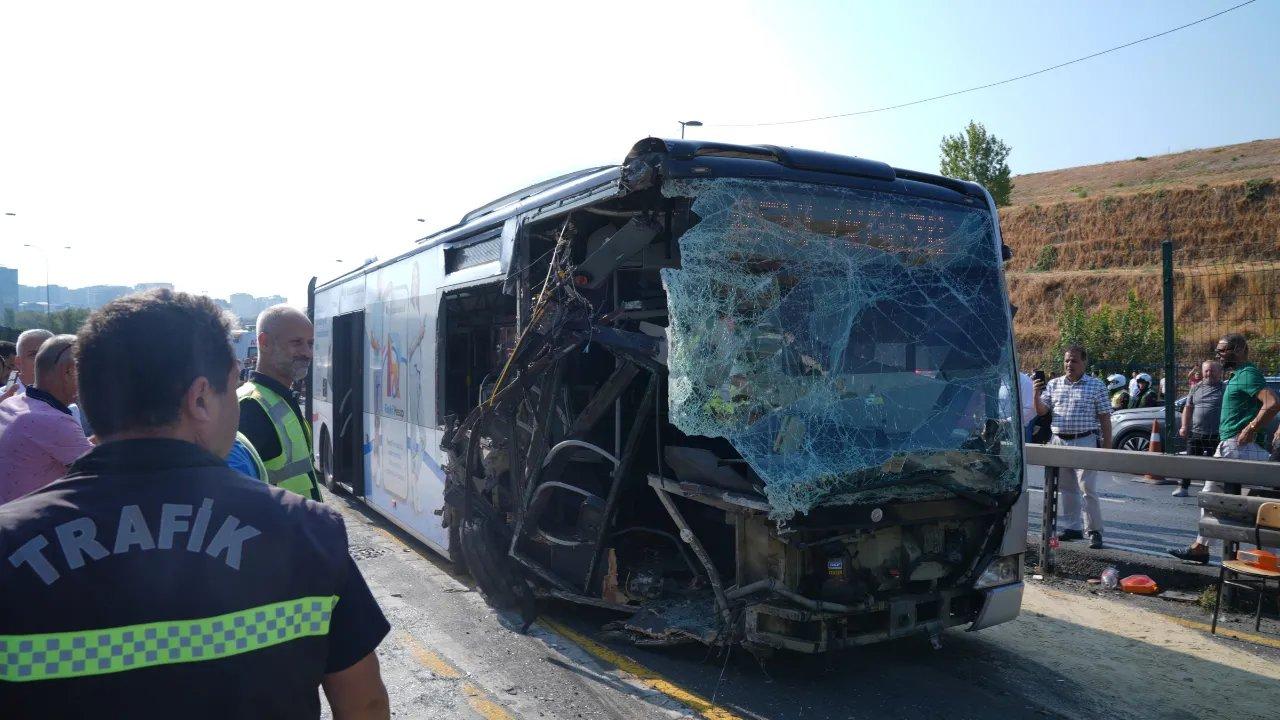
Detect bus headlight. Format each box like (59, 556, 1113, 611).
(975, 554, 1022, 589)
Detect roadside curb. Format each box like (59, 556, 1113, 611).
(1024, 533, 1219, 591)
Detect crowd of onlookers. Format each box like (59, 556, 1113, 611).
(1013, 334, 1278, 553)
(0, 291, 389, 716)
(0, 332, 95, 503)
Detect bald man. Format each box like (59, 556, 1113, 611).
(0, 334, 93, 503)
(0, 329, 53, 403)
(237, 305, 323, 500)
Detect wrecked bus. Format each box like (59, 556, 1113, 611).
(309, 138, 1027, 654)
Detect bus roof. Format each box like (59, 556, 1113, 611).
(314, 138, 991, 292)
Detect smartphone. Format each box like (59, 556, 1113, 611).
(1032, 370, 1046, 383)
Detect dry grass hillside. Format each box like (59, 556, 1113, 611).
(998, 139, 1280, 367)
(1008, 138, 1280, 206)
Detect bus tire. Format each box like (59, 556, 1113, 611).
(446, 504, 467, 572)
(319, 426, 338, 491)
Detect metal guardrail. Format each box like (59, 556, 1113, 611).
(1023, 445, 1279, 574)
(1024, 445, 1279, 487)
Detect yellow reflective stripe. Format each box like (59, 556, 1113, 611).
(268, 459, 316, 484)
(0, 595, 337, 682)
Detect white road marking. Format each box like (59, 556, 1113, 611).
(1026, 486, 1126, 503)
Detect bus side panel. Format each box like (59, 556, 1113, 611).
(365, 414, 450, 553)
(310, 286, 340, 477)
(360, 253, 451, 555)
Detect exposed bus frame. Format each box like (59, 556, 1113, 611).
(309, 137, 1027, 655)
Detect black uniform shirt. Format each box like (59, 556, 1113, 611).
(239, 371, 304, 462)
(0, 439, 390, 719)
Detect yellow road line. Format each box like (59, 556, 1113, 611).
(1161, 614, 1280, 650)
(539, 618, 742, 720)
(398, 633, 512, 720)
(462, 683, 515, 720)
(400, 632, 462, 679)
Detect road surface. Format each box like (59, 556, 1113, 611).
(325, 491, 1280, 720)
(1025, 465, 1216, 560)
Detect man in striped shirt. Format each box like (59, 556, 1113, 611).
(1034, 344, 1113, 550)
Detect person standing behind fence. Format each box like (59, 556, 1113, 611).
(1034, 344, 1113, 550)
(1173, 360, 1223, 498)
(1106, 373, 1129, 410)
(1127, 373, 1158, 408)
(1169, 334, 1279, 563)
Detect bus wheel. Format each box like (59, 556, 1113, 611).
(445, 504, 467, 572)
(457, 514, 537, 629)
(319, 427, 338, 491)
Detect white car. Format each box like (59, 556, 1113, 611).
(1109, 376, 1280, 451)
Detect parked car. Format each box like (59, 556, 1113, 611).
(1109, 376, 1280, 452)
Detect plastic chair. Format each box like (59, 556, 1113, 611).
(1212, 501, 1280, 634)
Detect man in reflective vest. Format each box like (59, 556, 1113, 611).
(238, 305, 323, 501)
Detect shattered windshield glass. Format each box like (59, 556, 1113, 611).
(661, 178, 1021, 519)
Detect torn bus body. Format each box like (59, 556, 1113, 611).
(440, 138, 1026, 654)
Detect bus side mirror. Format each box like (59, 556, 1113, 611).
(1001, 244, 1013, 262)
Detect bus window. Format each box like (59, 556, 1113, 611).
(438, 283, 515, 420)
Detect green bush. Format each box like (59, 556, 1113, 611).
(1243, 178, 1272, 202)
(1100, 195, 1118, 211)
(1032, 245, 1058, 272)
(1054, 291, 1164, 373)
(1070, 185, 1088, 199)
(1134, 156, 1148, 161)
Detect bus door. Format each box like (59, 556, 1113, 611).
(332, 310, 366, 496)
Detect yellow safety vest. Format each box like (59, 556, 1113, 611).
(237, 381, 324, 502)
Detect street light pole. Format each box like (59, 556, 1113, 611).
(22, 244, 72, 322)
(23, 244, 50, 320)
(678, 120, 703, 139)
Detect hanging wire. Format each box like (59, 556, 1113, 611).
(708, 1, 1257, 128)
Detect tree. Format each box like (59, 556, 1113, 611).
(939, 121, 1013, 206)
(1052, 291, 1163, 375)
(13, 308, 91, 335)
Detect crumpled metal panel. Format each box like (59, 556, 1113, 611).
(660, 178, 1020, 518)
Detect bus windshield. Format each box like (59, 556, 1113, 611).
(661, 177, 1021, 518)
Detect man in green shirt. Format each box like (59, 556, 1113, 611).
(1169, 333, 1278, 563)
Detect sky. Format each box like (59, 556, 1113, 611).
(2, 0, 1277, 307)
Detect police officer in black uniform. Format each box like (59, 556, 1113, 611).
(0, 290, 390, 719)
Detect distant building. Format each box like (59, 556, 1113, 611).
(10, 279, 282, 320)
(0, 266, 17, 318)
(84, 285, 133, 309)
(229, 293, 257, 320)
(229, 293, 288, 322)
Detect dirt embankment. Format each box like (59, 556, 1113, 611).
(999, 175, 1280, 365)
(1009, 137, 1280, 207)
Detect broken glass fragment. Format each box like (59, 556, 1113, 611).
(661, 178, 1021, 518)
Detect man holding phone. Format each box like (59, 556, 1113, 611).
(1034, 344, 1112, 550)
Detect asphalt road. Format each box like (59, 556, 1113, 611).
(326, 491, 1280, 720)
(1025, 465, 1216, 560)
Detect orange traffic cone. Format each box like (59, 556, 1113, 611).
(1142, 420, 1167, 483)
